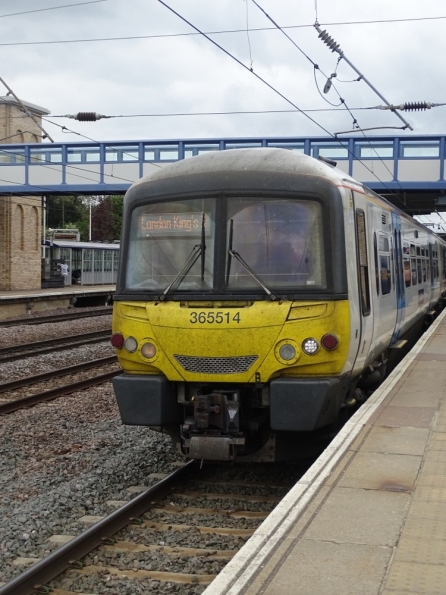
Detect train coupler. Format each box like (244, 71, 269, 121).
(181, 390, 245, 460)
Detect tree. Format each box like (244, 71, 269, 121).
(91, 195, 123, 241)
(46, 196, 87, 230)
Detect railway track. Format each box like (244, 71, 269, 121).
(0, 331, 111, 363)
(0, 460, 309, 595)
(0, 307, 113, 328)
(0, 356, 120, 414)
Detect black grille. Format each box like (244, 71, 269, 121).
(174, 354, 258, 374)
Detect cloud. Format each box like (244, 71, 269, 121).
(1, 0, 445, 142)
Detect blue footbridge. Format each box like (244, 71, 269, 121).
(1, 134, 446, 214)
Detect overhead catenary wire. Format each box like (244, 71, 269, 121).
(2, 15, 446, 46)
(46, 103, 446, 120)
(0, 0, 108, 19)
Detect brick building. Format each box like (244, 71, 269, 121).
(0, 97, 50, 290)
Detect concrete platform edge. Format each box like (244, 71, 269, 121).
(203, 309, 446, 595)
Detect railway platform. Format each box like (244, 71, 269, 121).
(205, 309, 446, 595)
(0, 285, 115, 320)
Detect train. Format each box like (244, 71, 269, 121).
(111, 148, 446, 462)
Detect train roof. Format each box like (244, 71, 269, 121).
(129, 147, 354, 195)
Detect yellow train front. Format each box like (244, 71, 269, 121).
(111, 148, 356, 462)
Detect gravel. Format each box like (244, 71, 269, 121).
(0, 314, 183, 585)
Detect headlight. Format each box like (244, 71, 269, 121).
(124, 336, 138, 353)
(141, 342, 157, 359)
(302, 338, 319, 355)
(279, 343, 296, 361)
(275, 339, 299, 364)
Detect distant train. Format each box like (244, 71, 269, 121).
(111, 148, 446, 462)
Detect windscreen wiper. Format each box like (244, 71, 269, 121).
(228, 249, 279, 301)
(159, 213, 207, 301)
(159, 244, 202, 301)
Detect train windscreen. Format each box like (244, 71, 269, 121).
(125, 197, 326, 292)
(126, 198, 216, 291)
(226, 198, 326, 289)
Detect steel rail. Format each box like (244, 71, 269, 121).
(0, 307, 112, 328)
(0, 355, 117, 393)
(0, 461, 196, 595)
(0, 331, 110, 362)
(0, 369, 121, 414)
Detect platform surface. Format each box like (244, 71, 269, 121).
(204, 310, 446, 595)
(0, 285, 116, 301)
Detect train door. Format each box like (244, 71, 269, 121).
(351, 200, 375, 375)
(390, 212, 405, 344)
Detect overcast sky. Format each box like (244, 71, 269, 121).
(1, 0, 446, 145)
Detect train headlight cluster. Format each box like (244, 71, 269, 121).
(301, 334, 339, 355)
(111, 333, 158, 360)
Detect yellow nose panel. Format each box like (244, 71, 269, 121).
(149, 301, 290, 382)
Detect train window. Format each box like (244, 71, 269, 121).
(403, 242, 411, 287)
(126, 199, 216, 291)
(417, 259, 422, 284)
(411, 258, 417, 285)
(226, 198, 326, 289)
(404, 259, 411, 287)
(356, 210, 371, 316)
(373, 233, 380, 296)
(390, 235, 395, 289)
(380, 255, 391, 294)
(379, 234, 391, 295)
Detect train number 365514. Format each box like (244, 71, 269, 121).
(190, 311, 241, 324)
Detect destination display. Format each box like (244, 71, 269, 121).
(137, 213, 210, 237)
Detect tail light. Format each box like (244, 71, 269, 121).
(321, 333, 339, 351)
(110, 333, 124, 348)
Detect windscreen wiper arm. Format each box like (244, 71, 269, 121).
(228, 249, 279, 301)
(159, 244, 202, 301)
